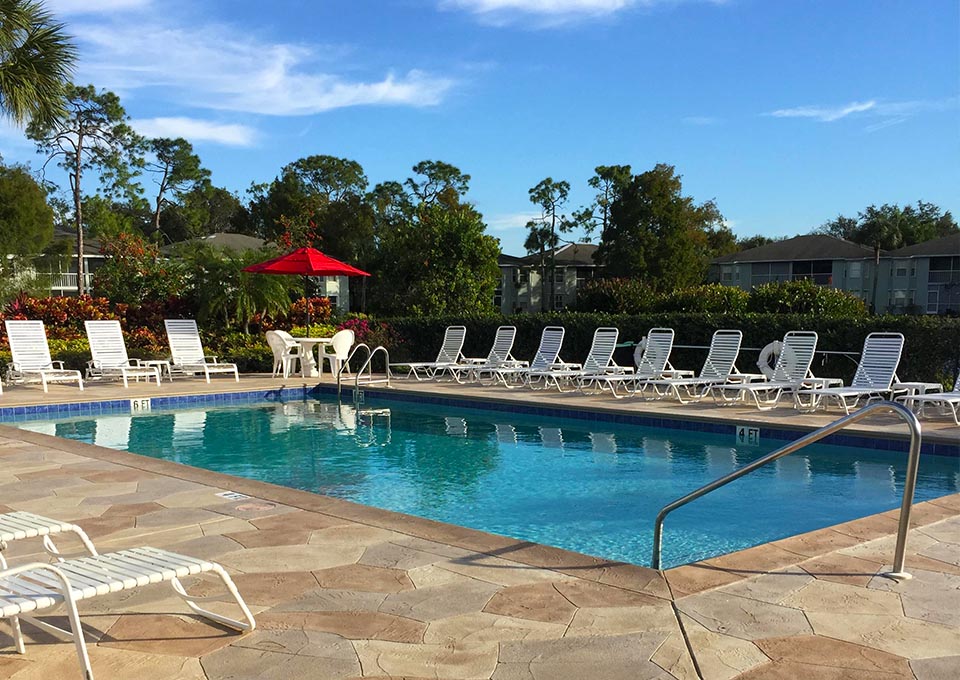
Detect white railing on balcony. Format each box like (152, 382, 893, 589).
(49, 272, 96, 291)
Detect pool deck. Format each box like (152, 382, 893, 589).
(0, 374, 957, 679)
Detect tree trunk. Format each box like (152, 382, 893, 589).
(71, 149, 85, 295)
(153, 195, 162, 236)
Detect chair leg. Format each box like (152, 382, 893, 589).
(169, 565, 256, 632)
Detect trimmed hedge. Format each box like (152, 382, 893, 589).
(382, 312, 960, 384)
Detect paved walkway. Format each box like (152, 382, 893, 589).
(0, 376, 957, 678)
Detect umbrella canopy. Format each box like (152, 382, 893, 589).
(242, 247, 370, 277)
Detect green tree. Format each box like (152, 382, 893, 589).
(574, 164, 632, 238)
(373, 203, 500, 315)
(82, 193, 148, 239)
(737, 234, 781, 251)
(405, 160, 470, 206)
(180, 246, 296, 333)
(0, 162, 53, 255)
(819, 202, 958, 250)
(146, 137, 209, 236)
(27, 84, 144, 293)
(596, 163, 724, 291)
(0, 0, 76, 126)
(526, 177, 573, 311)
(159, 184, 244, 243)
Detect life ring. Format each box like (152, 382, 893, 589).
(757, 341, 782, 379)
(633, 337, 647, 365)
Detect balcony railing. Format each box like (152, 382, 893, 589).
(49, 272, 95, 290)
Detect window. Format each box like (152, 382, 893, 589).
(493, 294, 503, 309)
(750, 262, 790, 287)
(576, 267, 593, 284)
(894, 266, 908, 278)
(554, 269, 565, 284)
(519, 271, 529, 285)
(792, 260, 832, 285)
(720, 265, 733, 283)
(848, 262, 862, 279)
(553, 294, 565, 310)
(927, 289, 939, 314)
(327, 296, 338, 307)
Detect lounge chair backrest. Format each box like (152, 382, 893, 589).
(435, 326, 467, 364)
(698, 329, 743, 379)
(486, 326, 517, 364)
(635, 328, 674, 378)
(85, 320, 131, 369)
(330, 329, 355, 360)
(530, 326, 565, 371)
(5, 320, 53, 370)
(953, 372, 960, 394)
(582, 327, 619, 373)
(851, 332, 904, 389)
(772, 331, 818, 383)
(165, 319, 206, 364)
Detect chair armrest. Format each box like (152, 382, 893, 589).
(51, 361, 66, 369)
(86, 359, 99, 369)
(204, 356, 219, 364)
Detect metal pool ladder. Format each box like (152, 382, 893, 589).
(651, 401, 922, 581)
(337, 343, 392, 398)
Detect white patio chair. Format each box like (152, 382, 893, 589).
(481, 326, 566, 388)
(448, 326, 525, 383)
(164, 319, 239, 383)
(4, 320, 83, 392)
(525, 327, 621, 391)
(389, 325, 466, 380)
(794, 332, 905, 414)
(265, 330, 302, 378)
(710, 331, 820, 410)
(580, 327, 677, 398)
(321, 329, 355, 378)
(0, 546, 255, 680)
(84, 320, 160, 388)
(636, 329, 744, 403)
(896, 371, 960, 425)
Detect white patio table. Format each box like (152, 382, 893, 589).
(292, 337, 334, 378)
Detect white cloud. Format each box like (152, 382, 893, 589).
(68, 18, 455, 117)
(131, 117, 256, 146)
(487, 211, 543, 231)
(444, 0, 727, 24)
(46, 0, 151, 15)
(768, 100, 877, 122)
(863, 117, 908, 134)
(683, 115, 719, 125)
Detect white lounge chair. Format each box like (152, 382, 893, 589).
(710, 331, 821, 410)
(321, 329, 355, 378)
(265, 330, 302, 378)
(449, 326, 524, 382)
(794, 332, 905, 413)
(4, 320, 83, 392)
(0, 511, 98, 569)
(0, 546, 255, 679)
(637, 329, 744, 403)
(525, 327, 621, 391)
(164, 319, 239, 383)
(84, 320, 161, 388)
(389, 326, 466, 380)
(896, 372, 960, 425)
(580, 327, 677, 398)
(481, 326, 566, 388)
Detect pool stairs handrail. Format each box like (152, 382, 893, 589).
(337, 343, 391, 397)
(651, 401, 922, 581)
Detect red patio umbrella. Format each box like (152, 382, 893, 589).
(243, 247, 370, 325)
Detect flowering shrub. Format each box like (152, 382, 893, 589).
(92, 232, 186, 304)
(338, 316, 398, 349)
(287, 297, 333, 326)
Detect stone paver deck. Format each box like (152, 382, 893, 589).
(0, 374, 957, 679)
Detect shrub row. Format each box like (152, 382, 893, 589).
(576, 279, 869, 318)
(382, 312, 960, 384)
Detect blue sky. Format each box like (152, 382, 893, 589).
(2, 0, 958, 254)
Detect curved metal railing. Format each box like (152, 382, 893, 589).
(651, 401, 922, 580)
(337, 343, 391, 397)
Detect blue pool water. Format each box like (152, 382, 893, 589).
(12, 397, 959, 568)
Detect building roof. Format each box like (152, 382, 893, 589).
(500, 243, 599, 267)
(163, 232, 266, 254)
(53, 227, 103, 256)
(713, 234, 876, 264)
(886, 233, 960, 258)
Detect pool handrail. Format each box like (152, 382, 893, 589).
(337, 343, 391, 397)
(651, 400, 922, 580)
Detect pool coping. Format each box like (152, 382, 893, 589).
(2, 417, 957, 602)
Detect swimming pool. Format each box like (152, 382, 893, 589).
(11, 396, 959, 568)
